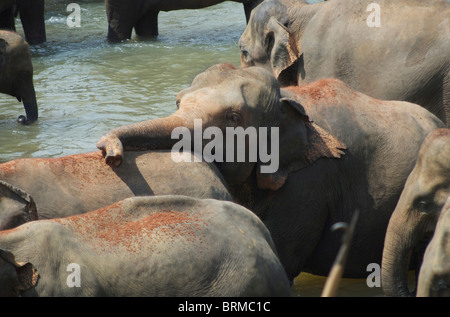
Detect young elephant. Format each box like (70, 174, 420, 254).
(238, 0, 450, 125)
(417, 197, 450, 297)
(0, 195, 291, 296)
(0, 150, 232, 230)
(0, 30, 38, 124)
(97, 64, 445, 281)
(381, 129, 450, 297)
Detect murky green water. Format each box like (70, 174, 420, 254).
(0, 0, 246, 162)
(0, 0, 403, 297)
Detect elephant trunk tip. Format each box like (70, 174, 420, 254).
(19, 101, 38, 125)
(17, 114, 37, 125)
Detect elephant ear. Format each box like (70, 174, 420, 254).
(0, 248, 39, 295)
(303, 122, 347, 164)
(0, 180, 39, 224)
(265, 16, 300, 80)
(256, 97, 346, 191)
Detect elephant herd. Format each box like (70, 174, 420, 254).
(0, 0, 449, 297)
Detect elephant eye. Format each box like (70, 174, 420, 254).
(227, 112, 241, 123)
(240, 49, 253, 66)
(414, 198, 436, 214)
(417, 201, 428, 211)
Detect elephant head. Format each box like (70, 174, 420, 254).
(0, 180, 38, 230)
(381, 129, 450, 297)
(238, 0, 309, 86)
(0, 31, 38, 124)
(417, 196, 450, 297)
(97, 63, 345, 191)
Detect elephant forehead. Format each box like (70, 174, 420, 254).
(419, 132, 450, 173)
(179, 87, 246, 112)
(181, 79, 273, 109)
(242, 0, 288, 37)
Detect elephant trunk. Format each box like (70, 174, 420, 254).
(97, 113, 191, 167)
(19, 84, 38, 124)
(381, 221, 415, 297)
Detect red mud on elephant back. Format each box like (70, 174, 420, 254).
(55, 202, 208, 254)
(46, 151, 115, 187)
(285, 79, 339, 102)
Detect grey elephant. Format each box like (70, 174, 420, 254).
(417, 196, 450, 297)
(96, 63, 444, 281)
(105, 0, 263, 41)
(0, 195, 291, 296)
(0, 30, 38, 124)
(381, 128, 450, 297)
(0, 0, 46, 45)
(0, 150, 231, 230)
(238, 0, 450, 126)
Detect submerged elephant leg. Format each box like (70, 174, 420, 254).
(0, 7, 16, 31)
(106, 4, 135, 42)
(134, 10, 159, 38)
(107, 24, 133, 42)
(17, 0, 46, 45)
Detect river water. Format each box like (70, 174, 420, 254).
(0, 0, 407, 297)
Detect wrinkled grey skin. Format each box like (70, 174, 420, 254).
(105, 0, 263, 41)
(382, 129, 450, 297)
(97, 64, 444, 281)
(0, 30, 38, 124)
(0, 0, 46, 45)
(0, 195, 291, 296)
(238, 0, 450, 126)
(417, 196, 450, 297)
(0, 150, 232, 231)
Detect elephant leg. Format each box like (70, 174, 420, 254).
(134, 10, 159, 38)
(106, 10, 135, 42)
(242, 0, 263, 22)
(17, 0, 46, 45)
(0, 7, 16, 31)
(107, 23, 133, 42)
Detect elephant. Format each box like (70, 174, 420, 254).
(105, 0, 263, 42)
(0, 30, 38, 124)
(0, 195, 291, 296)
(0, 0, 46, 45)
(238, 0, 450, 126)
(417, 196, 450, 297)
(0, 150, 232, 230)
(96, 63, 445, 281)
(381, 128, 450, 297)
